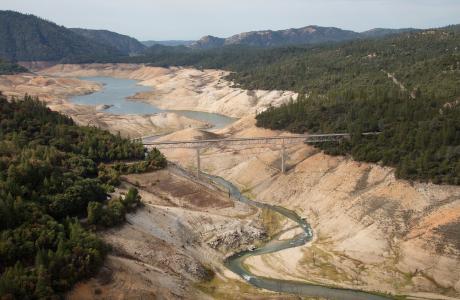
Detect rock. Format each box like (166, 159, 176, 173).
(96, 104, 114, 110)
(207, 225, 266, 251)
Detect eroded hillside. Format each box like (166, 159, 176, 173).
(158, 117, 460, 299)
(68, 166, 297, 299)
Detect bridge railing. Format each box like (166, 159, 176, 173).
(142, 133, 361, 149)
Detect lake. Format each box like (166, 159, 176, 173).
(70, 77, 236, 129)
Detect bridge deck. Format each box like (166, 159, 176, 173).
(142, 133, 354, 149)
(142, 132, 380, 174)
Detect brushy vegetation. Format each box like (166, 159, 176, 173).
(87, 187, 142, 228)
(0, 94, 166, 298)
(0, 59, 27, 75)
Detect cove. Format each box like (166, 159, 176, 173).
(70, 77, 236, 129)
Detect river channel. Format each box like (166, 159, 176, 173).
(202, 172, 393, 300)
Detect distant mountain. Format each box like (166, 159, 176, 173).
(190, 26, 422, 49)
(0, 10, 122, 62)
(191, 35, 226, 49)
(360, 28, 420, 38)
(71, 28, 146, 55)
(0, 10, 425, 61)
(191, 26, 361, 49)
(142, 40, 195, 47)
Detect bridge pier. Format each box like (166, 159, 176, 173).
(281, 143, 286, 173)
(196, 148, 201, 177)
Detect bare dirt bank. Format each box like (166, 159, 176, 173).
(0, 73, 209, 138)
(41, 63, 298, 118)
(157, 116, 460, 299)
(67, 167, 296, 299)
(2, 63, 297, 136)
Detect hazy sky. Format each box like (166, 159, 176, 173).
(1, 0, 459, 40)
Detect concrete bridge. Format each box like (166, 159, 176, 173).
(142, 133, 379, 176)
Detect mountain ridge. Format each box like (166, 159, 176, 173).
(0, 10, 122, 62)
(360, 27, 420, 38)
(190, 25, 420, 49)
(0, 10, 442, 62)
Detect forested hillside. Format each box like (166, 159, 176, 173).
(248, 27, 460, 184)
(134, 26, 459, 96)
(142, 40, 195, 47)
(71, 28, 146, 55)
(128, 26, 460, 184)
(0, 11, 122, 62)
(0, 94, 166, 298)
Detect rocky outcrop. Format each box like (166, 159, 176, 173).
(190, 26, 420, 49)
(191, 35, 225, 49)
(191, 26, 360, 49)
(208, 225, 266, 251)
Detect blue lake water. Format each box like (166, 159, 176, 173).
(70, 77, 236, 129)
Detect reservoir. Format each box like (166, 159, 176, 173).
(70, 77, 236, 129)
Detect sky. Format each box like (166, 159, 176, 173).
(1, 0, 459, 41)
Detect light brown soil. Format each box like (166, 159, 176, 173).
(158, 117, 460, 299)
(68, 168, 269, 299)
(0, 73, 208, 138)
(41, 64, 298, 118)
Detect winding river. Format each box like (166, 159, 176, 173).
(202, 173, 393, 300)
(70, 77, 236, 129)
(72, 78, 393, 298)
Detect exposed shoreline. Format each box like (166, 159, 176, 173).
(1, 63, 459, 299)
(0, 70, 212, 138)
(156, 116, 460, 299)
(1, 63, 297, 138)
(40, 63, 298, 119)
